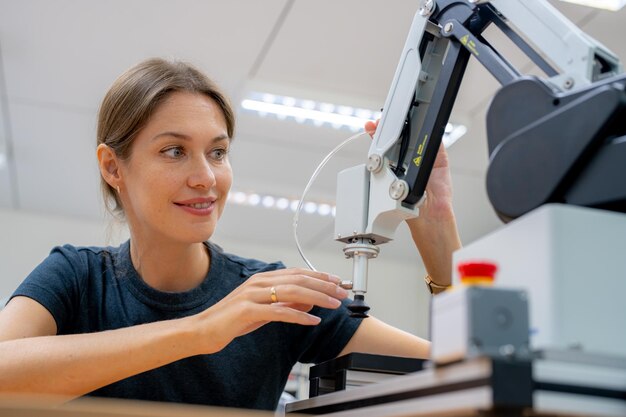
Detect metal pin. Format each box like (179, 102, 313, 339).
(339, 281, 353, 290)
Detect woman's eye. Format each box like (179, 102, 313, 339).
(211, 148, 229, 161)
(162, 146, 185, 158)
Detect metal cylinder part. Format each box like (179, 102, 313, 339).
(342, 239, 379, 295)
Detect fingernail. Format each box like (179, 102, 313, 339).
(309, 315, 321, 324)
(329, 297, 341, 307)
(329, 274, 341, 284)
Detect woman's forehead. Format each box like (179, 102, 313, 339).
(147, 92, 229, 133)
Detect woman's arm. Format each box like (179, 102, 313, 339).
(0, 268, 348, 402)
(406, 143, 462, 290)
(0, 296, 200, 401)
(339, 316, 430, 359)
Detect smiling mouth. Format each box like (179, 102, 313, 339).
(178, 202, 213, 209)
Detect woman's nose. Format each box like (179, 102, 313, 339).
(188, 157, 216, 189)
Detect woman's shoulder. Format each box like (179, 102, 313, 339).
(49, 241, 125, 259)
(206, 241, 285, 276)
(45, 241, 128, 273)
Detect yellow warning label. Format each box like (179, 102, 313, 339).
(460, 34, 479, 56)
(417, 134, 428, 156)
(414, 134, 428, 166)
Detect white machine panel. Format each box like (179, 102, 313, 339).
(453, 204, 626, 356)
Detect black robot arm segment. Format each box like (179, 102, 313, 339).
(403, 0, 626, 221)
(486, 75, 626, 222)
(399, 0, 514, 207)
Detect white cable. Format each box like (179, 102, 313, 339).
(293, 131, 370, 271)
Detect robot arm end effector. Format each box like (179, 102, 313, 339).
(335, 163, 422, 317)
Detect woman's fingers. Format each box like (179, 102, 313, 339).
(250, 270, 349, 302)
(258, 268, 341, 284)
(276, 302, 314, 313)
(255, 304, 322, 326)
(269, 280, 346, 308)
(211, 267, 350, 339)
(253, 285, 342, 310)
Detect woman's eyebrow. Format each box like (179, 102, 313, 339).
(152, 132, 230, 142)
(152, 131, 190, 141)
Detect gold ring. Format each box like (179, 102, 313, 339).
(270, 286, 278, 303)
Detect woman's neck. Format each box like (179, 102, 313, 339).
(128, 235, 210, 292)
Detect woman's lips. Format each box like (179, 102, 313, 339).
(174, 198, 216, 216)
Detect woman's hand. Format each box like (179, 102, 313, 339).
(365, 119, 461, 287)
(194, 268, 348, 354)
(413, 143, 455, 220)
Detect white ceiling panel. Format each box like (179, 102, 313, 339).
(254, 0, 420, 108)
(233, 112, 371, 199)
(235, 107, 371, 157)
(0, 0, 286, 108)
(10, 101, 103, 219)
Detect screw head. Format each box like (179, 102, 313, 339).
(444, 22, 454, 33)
(389, 179, 409, 200)
(419, 0, 435, 16)
(367, 154, 383, 172)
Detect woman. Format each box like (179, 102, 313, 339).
(0, 58, 461, 410)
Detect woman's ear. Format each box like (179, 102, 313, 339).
(97, 144, 122, 188)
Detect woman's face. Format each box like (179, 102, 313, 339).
(119, 91, 233, 244)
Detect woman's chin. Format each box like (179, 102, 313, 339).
(176, 226, 215, 244)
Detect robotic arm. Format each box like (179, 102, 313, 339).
(335, 0, 626, 317)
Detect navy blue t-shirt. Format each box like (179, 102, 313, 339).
(11, 240, 362, 410)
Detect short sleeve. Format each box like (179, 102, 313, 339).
(11, 245, 85, 334)
(296, 299, 364, 364)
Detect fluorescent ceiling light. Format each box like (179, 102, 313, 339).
(228, 189, 335, 217)
(241, 92, 379, 131)
(241, 92, 466, 147)
(559, 0, 626, 10)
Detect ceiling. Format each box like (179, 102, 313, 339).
(1, 0, 625, 263)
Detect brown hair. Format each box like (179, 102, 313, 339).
(97, 58, 235, 217)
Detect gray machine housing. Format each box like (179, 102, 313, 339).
(431, 286, 530, 364)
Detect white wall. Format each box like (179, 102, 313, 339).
(0, 208, 124, 293)
(0, 208, 430, 337)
